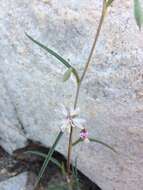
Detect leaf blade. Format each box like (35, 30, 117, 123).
(72, 157, 81, 190)
(34, 131, 63, 188)
(26, 33, 71, 68)
(72, 138, 82, 146)
(72, 137, 117, 154)
(89, 138, 117, 153)
(25, 150, 62, 169)
(134, 0, 143, 30)
(25, 33, 80, 83)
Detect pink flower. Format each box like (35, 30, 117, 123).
(80, 129, 90, 143)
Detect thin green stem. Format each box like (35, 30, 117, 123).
(80, 1, 107, 84)
(74, 83, 81, 109)
(66, 0, 107, 184)
(66, 82, 80, 179)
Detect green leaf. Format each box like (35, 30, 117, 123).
(89, 138, 117, 153)
(134, 0, 143, 30)
(26, 33, 71, 68)
(72, 138, 82, 146)
(72, 158, 81, 190)
(34, 131, 63, 188)
(48, 183, 67, 190)
(63, 68, 73, 82)
(61, 162, 66, 177)
(72, 138, 117, 153)
(106, 0, 114, 7)
(72, 157, 78, 179)
(25, 150, 62, 169)
(25, 33, 80, 83)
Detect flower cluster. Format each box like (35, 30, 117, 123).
(80, 128, 90, 143)
(60, 105, 89, 143)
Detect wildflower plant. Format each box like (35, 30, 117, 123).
(25, 0, 143, 189)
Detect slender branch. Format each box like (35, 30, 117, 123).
(80, 1, 107, 84)
(74, 84, 81, 109)
(67, 125, 73, 175)
(66, 82, 80, 177)
(74, 1, 107, 106)
(66, 0, 107, 182)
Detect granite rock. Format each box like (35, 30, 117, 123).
(0, 172, 35, 190)
(0, 0, 143, 189)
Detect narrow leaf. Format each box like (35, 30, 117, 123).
(134, 0, 143, 30)
(73, 137, 117, 153)
(35, 131, 63, 188)
(25, 33, 80, 83)
(89, 138, 117, 153)
(74, 157, 79, 179)
(63, 68, 73, 82)
(61, 162, 66, 177)
(26, 33, 71, 68)
(72, 157, 80, 190)
(25, 150, 62, 169)
(72, 138, 82, 146)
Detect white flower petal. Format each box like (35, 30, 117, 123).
(60, 120, 71, 132)
(60, 104, 68, 117)
(58, 105, 86, 132)
(73, 118, 85, 129)
(70, 107, 80, 117)
(73, 118, 86, 124)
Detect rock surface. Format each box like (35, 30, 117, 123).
(0, 0, 143, 189)
(0, 172, 34, 190)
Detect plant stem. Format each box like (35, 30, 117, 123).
(67, 124, 73, 175)
(66, 0, 107, 181)
(80, 1, 107, 84)
(74, 84, 81, 109)
(66, 82, 81, 177)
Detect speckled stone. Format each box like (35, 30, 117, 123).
(0, 0, 143, 190)
(0, 172, 34, 190)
